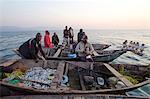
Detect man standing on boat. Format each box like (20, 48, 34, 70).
(75, 35, 94, 61)
(18, 33, 46, 62)
(77, 29, 84, 43)
(63, 26, 69, 46)
(68, 27, 74, 44)
(44, 30, 53, 48)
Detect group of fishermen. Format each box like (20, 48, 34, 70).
(122, 40, 145, 53)
(18, 26, 94, 62)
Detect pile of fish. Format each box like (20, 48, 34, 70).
(22, 67, 56, 90)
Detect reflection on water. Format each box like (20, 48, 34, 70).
(0, 30, 150, 65)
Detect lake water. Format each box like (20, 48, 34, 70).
(0, 29, 150, 65)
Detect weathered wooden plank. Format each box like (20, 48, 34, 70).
(64, 62, 69, 75)
(78, 66, 86, 91)
(79, 74, 86, 91)
(104, 63, 133, 87)
(90, 62, 94, 76)
(50, 61, 65, 89)
(0, 59, 18, 67)
(53, 48, 62, 57)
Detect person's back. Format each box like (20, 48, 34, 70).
(19, 38, 39, 59)
(69, 27, 74, 44)
(63, 26, 69, 38)
(44, 30, 53, 48)
(62, 26, 69, 46)
(52, 32, 59, 46)
(19, 39, 32, 58)
(77, 29, 84, 43)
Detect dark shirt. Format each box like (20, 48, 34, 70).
(52, 35, 59, 45)
(63, 29, 69, 38)
(78, 32, 84, 42)
(19, 38, 45, 59)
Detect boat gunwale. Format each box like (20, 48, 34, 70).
(0, 80, 149, 94)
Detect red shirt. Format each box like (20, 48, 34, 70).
(44, 34, 53, 48)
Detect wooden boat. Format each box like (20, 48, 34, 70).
(13, 48, 127, 62)
(49, 49, 127, 62)
(0, 59, 149, 97)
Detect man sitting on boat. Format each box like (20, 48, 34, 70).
(75, 35, 95, 61)
(18, 33, 46, 62)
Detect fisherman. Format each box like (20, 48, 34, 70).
(52, 32, 59, 47)
(75, 35, 94, 61)
(139, 44, 145, 53)
(44, 30, 53, 48)
(68, 27, 74, 44)
(19, 33, 46, 62)
(122, 40, 128, 49)
(135, 42, 139, 50)
(132, 42, 136, 50)
(77, 29, 85, 43)
(128, 41, 133, 50)
(63, 26, 69, 46)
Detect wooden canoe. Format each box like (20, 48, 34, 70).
(13, 48, 127, 62)
(46, 49, 127, 62)
(0, 59, 149, 96)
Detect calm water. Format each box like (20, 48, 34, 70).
(0, 29, 150, 65)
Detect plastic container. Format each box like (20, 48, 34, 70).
(68, 54, 77, 58)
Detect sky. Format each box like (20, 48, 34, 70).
(0, 0, 150, 29)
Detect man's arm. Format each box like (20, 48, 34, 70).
(89, 43, 95, 55)
(39, 43, 46, 58)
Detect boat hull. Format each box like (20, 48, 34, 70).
(0, 59, 149, 95)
